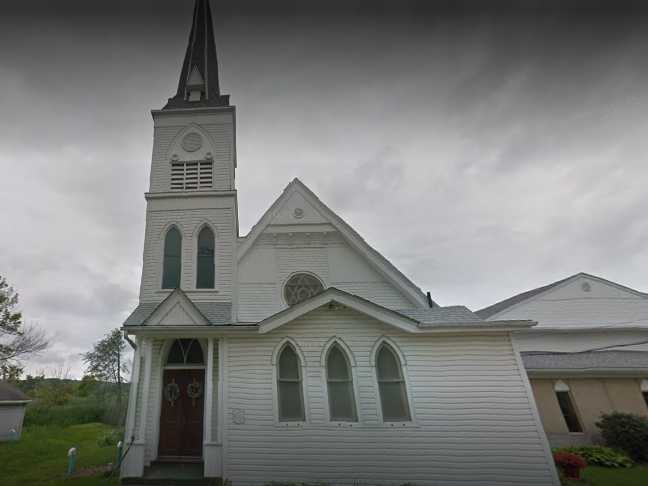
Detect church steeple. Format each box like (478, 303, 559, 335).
(164, 0, 229, 109)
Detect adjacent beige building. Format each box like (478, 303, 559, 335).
(478, 273, 648, 446)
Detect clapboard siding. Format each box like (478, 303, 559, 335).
(223, 308, 558, 485)
(238, 232, 415, 322)
(150, 112, 235, 193)
(491, 276, 648, 329)
(139, 207, 235, 302)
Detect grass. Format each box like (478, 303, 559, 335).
(0, 423, 120, 485)
(3, 424, 646, 486)
(562, 465, 648, 486)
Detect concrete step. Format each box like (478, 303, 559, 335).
(121, 461, 221, 486)
(121, 480, 221, 486)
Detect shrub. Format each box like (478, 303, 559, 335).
(553, 451, 587, 479)
(24, 399, 104, 426)
(554, 446, 632, 468)
(597, 412, 648, 463)
(97, 428, 124, 447)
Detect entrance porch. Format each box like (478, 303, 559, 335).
(120, 336, 223, 479)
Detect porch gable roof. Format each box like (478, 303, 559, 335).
(123, 289, 232, 327)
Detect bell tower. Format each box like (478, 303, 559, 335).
(139, 0, 237, 317)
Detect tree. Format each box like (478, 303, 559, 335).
(0, 362, 24, 382)
(82, 329, 129, 414)
(0, 275, 49, 374)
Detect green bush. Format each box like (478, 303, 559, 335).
(24, 399, 104, 426)
(554, 446, 633, 468)
(97, 428, 124, 447)
(597, 412, 648, 463)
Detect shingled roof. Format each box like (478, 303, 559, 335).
(163, 0, 229, 109)
(0, 381, 29, 403)
(476, 272, 648, 319)
(476, 276, 572, 319)
(522, 350, 648, 373)
(123, 301, 232, 327)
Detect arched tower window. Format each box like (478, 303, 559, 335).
(277, 343, 305, 421)
(376, 343, 410, 421)
(166, 339, 204, 366)
(162, 227, 182, 289)
(196, 226, 215, 289)
(283, 273, 324, 306)
(326, 344, 357, 422)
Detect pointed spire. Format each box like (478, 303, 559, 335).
(164, 0, 229, 109)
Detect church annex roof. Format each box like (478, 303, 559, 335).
(476, 272, 648, 319)
(522, 350, 648, 374)
(163, 0, 229, 109)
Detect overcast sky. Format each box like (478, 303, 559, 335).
(1, 1, 647, 376)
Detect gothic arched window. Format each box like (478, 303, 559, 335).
(196, 226, 215, 289)
(277, 343, 305, 421)
(326, 344, 357, 422)
(162, 227, 182, 289)
(283, 273, 324, 306)
(376, 343, 411, 421)
(166, 339, 204, 365)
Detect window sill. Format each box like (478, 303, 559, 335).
(382, 421, 418, 428)
(156, 289, 221, 294)
(275, 421, 307, 428)
(328, 421, 358, 428)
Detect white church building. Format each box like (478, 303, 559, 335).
(121, 1, 560, 484)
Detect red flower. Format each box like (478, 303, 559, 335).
(554, 452, 587, 479)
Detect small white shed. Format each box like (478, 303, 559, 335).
(0, 381, 30, 441)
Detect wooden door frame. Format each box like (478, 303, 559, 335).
(152, 339, 208, 461)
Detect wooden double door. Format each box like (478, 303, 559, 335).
(158, 369, 205, 458)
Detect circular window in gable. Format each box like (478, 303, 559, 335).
(283, 273, 324, 306)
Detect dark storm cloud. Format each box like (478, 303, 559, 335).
(1, 0, 647, 375)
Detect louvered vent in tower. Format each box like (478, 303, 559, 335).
(170, 160, 213, 190)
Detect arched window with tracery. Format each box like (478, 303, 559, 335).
(196, 226, 215, 289)
(277, 343, 305, 421)
(376, 343, 410, 421)
(166, 339, 204, 366)
(162, 227, 182, 289)
(326, 344, 357, 422)
(283, 273, 324, 306)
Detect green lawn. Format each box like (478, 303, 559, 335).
(562, 465, 648, 486)
(0, 423, 120, 486)
(3, 425, 647, 486)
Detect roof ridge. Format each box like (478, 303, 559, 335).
(477, 272, 648, 319)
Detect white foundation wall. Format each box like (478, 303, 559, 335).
(237, 232, 413, 322)
(222, 308, 559, 485)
